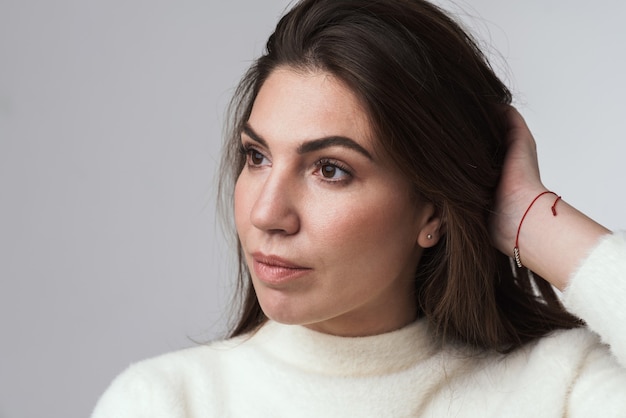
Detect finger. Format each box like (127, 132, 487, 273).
(504, 106, 537, 152)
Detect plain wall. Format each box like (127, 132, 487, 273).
(0, 1, 624, 417)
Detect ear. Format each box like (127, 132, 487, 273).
(416, 202, 443, 249)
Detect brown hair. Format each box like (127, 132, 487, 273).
(218, 0, 581, 351)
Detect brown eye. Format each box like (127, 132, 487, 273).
(321, 164, 337, 178)
(315, 160, 351, 183)
(250, 150, 265, 165)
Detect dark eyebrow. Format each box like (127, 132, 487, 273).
(242, 123, 373, 160)
(242, 124, 268, 148)
(297, 136, 373, 160)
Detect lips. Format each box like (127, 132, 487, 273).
(251, 252, 312, 285)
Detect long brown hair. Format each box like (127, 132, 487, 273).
(218, 0, 581, 351)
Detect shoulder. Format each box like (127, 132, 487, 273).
(528, 326, 602, 361)
(539, 326, 626, 415)
(91, 337, 249, 418)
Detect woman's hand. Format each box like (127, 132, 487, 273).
(489, 107, 548, 256)
(490, 107, 610, 290)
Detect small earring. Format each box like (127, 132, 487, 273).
(427, 234, 433, 240)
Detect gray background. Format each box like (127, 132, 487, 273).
(1, 1, 624, 417)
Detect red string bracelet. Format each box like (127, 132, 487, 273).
(513, 191, 561, 268)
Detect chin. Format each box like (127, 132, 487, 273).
(258, 300, 297, 323)
(258, 300, 322, 327)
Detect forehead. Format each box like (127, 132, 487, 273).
(248, 67, 376, 151)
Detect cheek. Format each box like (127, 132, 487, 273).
(309, 192, 419, 263)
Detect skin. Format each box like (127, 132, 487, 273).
(490, 107, 611, 291)
(234, 66, 610, 337)
(234, 67, 441, 337)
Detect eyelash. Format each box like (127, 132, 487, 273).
(238, 143, 353, 185)
(239, 144, 269, 168)
(313, 158, 353, 184)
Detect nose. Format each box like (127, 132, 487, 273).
(249, 168, 300, 235)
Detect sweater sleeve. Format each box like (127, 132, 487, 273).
(561, 230, 626, 366)
(560, 231, 626, 416)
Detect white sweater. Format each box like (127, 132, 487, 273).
(92, 232, 626, 417)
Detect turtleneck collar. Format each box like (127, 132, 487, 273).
(246, 319, 438, 377)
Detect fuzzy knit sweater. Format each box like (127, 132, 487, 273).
(92, 232, 626, 417)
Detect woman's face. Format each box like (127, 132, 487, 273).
(234, 67, 440, 337)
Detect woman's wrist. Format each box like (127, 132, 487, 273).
(490, 184, 548, 258)
(510, 194, 610, 290)
(513, 191, 561, 268)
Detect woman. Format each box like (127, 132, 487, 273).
(92, 0, 626, 416)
